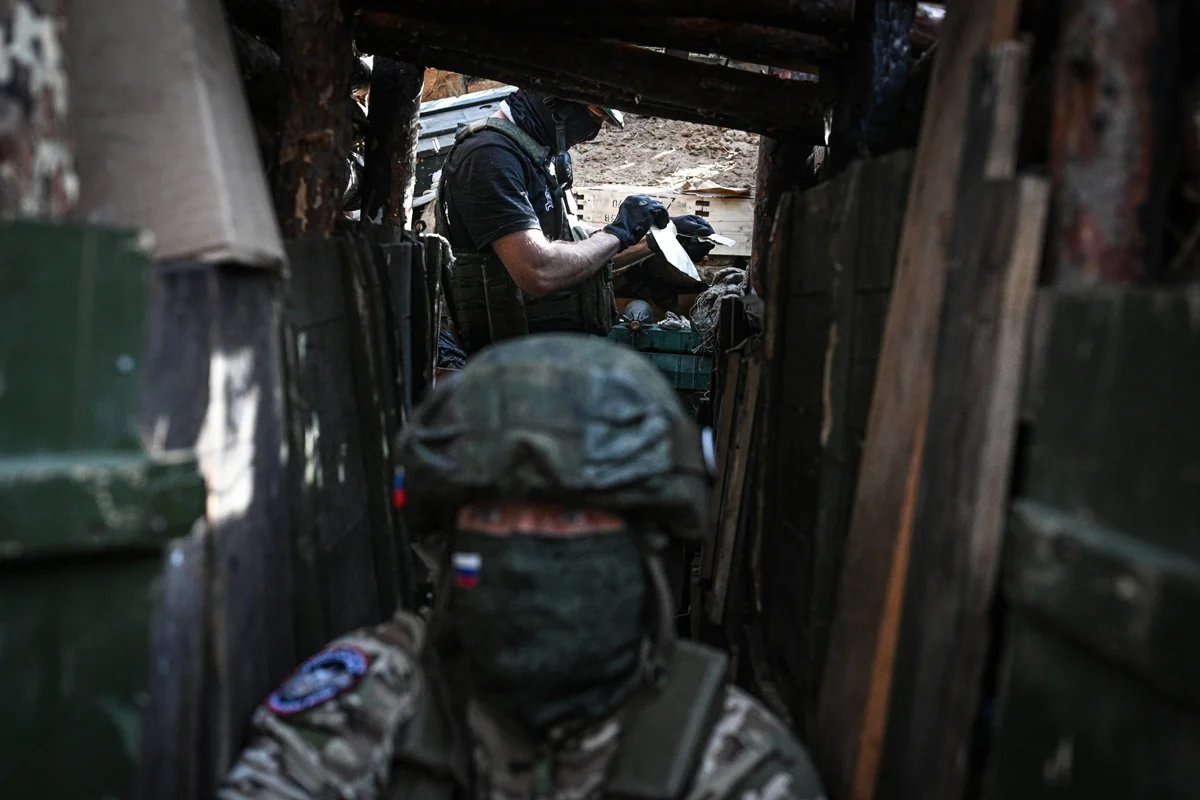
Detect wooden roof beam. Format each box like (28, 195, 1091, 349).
(356, 0, 855, 31)
(357, 14, 832, 139)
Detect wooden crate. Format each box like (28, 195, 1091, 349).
(572, 183, 754, 257)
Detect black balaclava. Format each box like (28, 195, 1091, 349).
(506, 89, 604, 153)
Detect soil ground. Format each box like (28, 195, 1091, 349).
(572, 113, 759, 191)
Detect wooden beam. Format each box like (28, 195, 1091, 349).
(0, 0, 75, 219)
(357, 14, 831, 139)
(276, 0, 355, 237)
(360, 57, 424, 227)
(827, 1, 916, 171)
(878, 169, 1047, 800)
(356, 0, 856, 30)
(1050, 0, 1179, 284)
(363, 14, 842, 69)
(812, 1, 1023, 797)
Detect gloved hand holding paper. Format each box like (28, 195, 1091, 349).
(648, 220, 701, 281)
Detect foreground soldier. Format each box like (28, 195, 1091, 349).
(219, 335, 825, 800)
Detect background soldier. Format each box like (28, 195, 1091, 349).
(438, 87, 709, 354)
(219, 334, 825, 800)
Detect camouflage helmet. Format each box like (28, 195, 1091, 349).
(398, 334, 709, 539)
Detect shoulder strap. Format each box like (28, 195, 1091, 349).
(607, 641, 730, 800)
(448, 118, 573, 244)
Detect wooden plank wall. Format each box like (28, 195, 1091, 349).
(745, 151, 913, 732)
(814, 3, 1023, 797)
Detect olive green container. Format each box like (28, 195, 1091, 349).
(0, 222, 203, 798)
(607, 322, 713, 392)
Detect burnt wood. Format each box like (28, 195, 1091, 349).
(276, 0, 355, 237)
(355, 0, 856, 30)
(362, 14, 842, 70)
(827, 0, 916, 172)
(1050, 0, 1180, 284)
(361, 57, 424, 227)
(358, 14, 831, 140)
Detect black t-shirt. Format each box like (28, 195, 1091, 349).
(441, 129, 560, 255)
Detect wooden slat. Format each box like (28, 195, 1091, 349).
(700, 354, 743, 583)
(136, 525, 211, 800)
(812, 2, 1023, 797)
(276, 0, 354, 237)
(204, 268, 296, 774)
(879, 174, 1049, 799)
(708, 357, 763, 627)
(285, 237, 386, 650)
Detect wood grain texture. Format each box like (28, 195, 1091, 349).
(813, 2, 1023, 796)
(878, 175, 1049, 799)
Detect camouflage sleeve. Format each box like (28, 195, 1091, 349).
(217, 612, 426, 800)
(687, 686, 826, 800)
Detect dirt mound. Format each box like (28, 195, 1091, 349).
(573, 114, 759, 191)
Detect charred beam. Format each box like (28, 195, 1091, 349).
(360, 57, 424, 227)
(223, 0, 284, 44)
(1050, 0, 1179, 284)
(358, 15, 831, 140)
(356, 0, 855, 30)
(363, 15, 842, 69)
(276, 0, 355, 238)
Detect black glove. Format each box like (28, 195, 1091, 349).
(647, 214, 717, 262)
(603, 195, 670, 251)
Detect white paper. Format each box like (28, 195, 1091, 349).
(649, 221, 701, 281)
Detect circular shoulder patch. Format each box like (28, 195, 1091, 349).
(267, 646, 371, 717)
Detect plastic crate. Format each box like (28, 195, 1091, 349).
(645, 351, 714, 391)
(607, 323, 712, 391)
(606, 323, 703, 354)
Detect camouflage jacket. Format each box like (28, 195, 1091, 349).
(218, 612, 825, 800)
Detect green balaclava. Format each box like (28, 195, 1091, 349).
(447, 526, 647, 738)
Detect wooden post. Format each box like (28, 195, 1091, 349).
(826, 0, 916, 173)
(747, 61, 824, 296)
(276, 0, 354, 237)
(0, 0, 75, 218)
(360, 56, 424, 228)
(1050, 0, 1179, 285)
(813, 2, 1023, 797)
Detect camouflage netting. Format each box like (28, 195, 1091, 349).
(399, 334, 710, 539)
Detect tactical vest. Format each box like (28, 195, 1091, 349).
(437, 118, 616, 355)
(389, 640, 731, 800)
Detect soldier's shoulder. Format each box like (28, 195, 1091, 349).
(690, 685, 826, 800)
(218, 611, 428, 800)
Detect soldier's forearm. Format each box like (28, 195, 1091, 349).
(492, 227, 621, 297)
(525, 231, 621, 297)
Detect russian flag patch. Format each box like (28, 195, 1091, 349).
(453, 552, 481, 589)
